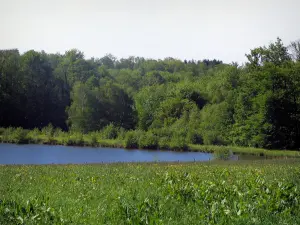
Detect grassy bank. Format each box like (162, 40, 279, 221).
(1, 126, 300, 158)
(1, 160, 300, 224)
(189, 144, 300, 158)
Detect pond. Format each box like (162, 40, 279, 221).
(0, 143, 214, 164)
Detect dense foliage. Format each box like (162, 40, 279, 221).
(1, 161, 300, 224)
(1, 38, 300, 149)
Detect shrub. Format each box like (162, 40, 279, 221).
(7, 127, 29, 144)
(117, 127, 126, 140)
(62, 132, 84, 146)
(0, 127, 5, 135)
(41, 123, 54, 137)
(158, 137, 170, 150)
(1, 127, 12, 142)
(124, 130, 142, 148)
(138, 132, 158, 149)
(27, 128, 42, 143)
(186, 130, 203, 144)
(53, 128, 64, 137)
(213, 147, 232, 160)
(100, 124, 118, 139)
(84, 132, 98, 146)
(169, 134, 188, 151)
(202, 131, 226, 145)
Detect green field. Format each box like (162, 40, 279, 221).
(1, 160, 300, 224)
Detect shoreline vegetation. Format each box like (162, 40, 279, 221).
(1, 126, 299, 158)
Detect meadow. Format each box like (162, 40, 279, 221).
(1, 160, 300, 224)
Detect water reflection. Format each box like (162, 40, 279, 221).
(0, 143, 213, 165)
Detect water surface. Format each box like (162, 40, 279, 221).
(0, 143, 213, 164)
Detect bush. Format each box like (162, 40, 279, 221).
(213, 147, 232, 160)
(124, 130, 142, 148)
(202, 132, 226, 145)
(138, 132, 158, 149)
(27, 128, 42, 143)
(62, 132, 84, 146)
(4, 127, 29, 144)
(53, 128, 64, 137)
(151, 128, 172, 139)
(186, 130, 203, 144)
(1, 127, 12, 142)
(158, 137, 170, 150)
(117, 127, 126, 140)
(41, 123, 54, 137)
(40, 124, 58, 144)
(84, 132, 98, 146)
(0, 127, 5, 135)
(100, 124, 118, 139)
(169, 134, 188, 151)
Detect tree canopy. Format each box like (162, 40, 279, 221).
(1, 37, 300, 149)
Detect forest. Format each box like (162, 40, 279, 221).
(1, 38, 300, 150)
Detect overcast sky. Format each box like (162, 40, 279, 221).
(1, 0, 300, 64)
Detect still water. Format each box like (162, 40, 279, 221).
(0, 143, 213, 164)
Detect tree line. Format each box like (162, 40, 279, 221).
(1, 38, 300, 150)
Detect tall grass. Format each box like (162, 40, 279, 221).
(189, 144, 300, 158)
(1, 161, 300, 224)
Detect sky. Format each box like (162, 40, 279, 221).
(1, 0, 300, 64)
